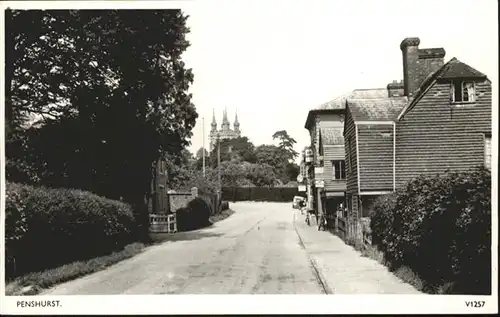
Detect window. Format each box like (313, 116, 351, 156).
(485, 135, 492, 170)
(451, 80, 476, 103)
(332, 160, 346, 180)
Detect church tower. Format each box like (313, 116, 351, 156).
(208, 107, 241, 152)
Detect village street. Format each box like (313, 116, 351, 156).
(41, 202, 420, 295)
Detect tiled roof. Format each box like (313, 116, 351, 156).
(439, 58, 487, 79)
(314, 88, 390, 111)
(320, 128, 344, 145)
(316, 97, 346, 110)
(397, 57, 488, 120)
(348, 97, 407, 121)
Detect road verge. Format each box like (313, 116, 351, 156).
(5, 242, 147, 296)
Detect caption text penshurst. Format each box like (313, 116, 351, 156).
(17, 300, 62, 308)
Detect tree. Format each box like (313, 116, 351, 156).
(284, 162, 300, 183)
(209, 136, 256, 167)
(254, 144, 291, 183)
(243, 162, 277, 187)
(196, 147, 209, 159)
(5, 10, 197, 232)
(272, 130, 299, 161)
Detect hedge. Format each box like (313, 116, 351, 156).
(370, 168, 491, 294)
(222, 187, 299, 202)
(176, 197, 211, 231)
(5, 182, 137, 279)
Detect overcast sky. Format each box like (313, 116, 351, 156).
(181, 0, 498, 160)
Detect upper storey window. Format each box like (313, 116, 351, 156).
(451, 80, 476, 103)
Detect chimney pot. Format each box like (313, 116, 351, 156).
(400, 37, 421, 51)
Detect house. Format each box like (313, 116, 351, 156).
(304, 99, 346, 217)
(344, 37, 492, 237)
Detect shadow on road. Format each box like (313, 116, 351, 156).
(150, 230, 224, 243)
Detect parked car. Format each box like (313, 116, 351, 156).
(292, 196, 306, 209)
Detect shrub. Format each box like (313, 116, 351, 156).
(221, 201, 229, 211)
(5, 182, 137, 279)
(370, 168, 491, 294)
(176, 197, 211, 231)
(369, 193, 397, 250)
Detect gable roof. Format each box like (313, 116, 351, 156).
(347, 97, 407, 122)
(320, 128, 344, 145)
(397, 58, 489, 120)
(305, 88, 392, 128)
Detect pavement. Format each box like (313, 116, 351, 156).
(41, 202, 421, 295)
(293, 209, 421, 294)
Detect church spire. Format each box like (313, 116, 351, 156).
(211, 109, 217, 131)
(233, 109, 240, 133)
(223, 107, 229, 124)
(221, 107, 230, 131)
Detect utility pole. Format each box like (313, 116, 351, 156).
(202, 117, 206, 177)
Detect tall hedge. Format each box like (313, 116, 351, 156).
(370, 168, 491, 294)
(222, 187, 299, 202)
(5, 182, 137, 279)
(176, 197, 211, 231)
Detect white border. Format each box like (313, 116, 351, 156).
(1, 0, 498, 315)
(1, 295, 498, 314)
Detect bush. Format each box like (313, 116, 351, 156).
(370, 168, 491, 294)
(5, 182, 137, 279)
(221, 201, 229, 211)
(370, 193, 397, 249)
(176, 198, 211, 231)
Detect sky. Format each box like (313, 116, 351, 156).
(181, 0, 498, 161)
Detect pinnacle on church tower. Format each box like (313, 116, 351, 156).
(211, 109, 217, 131)
(221, 107, 230, 131)
(233, 109, 240, 133)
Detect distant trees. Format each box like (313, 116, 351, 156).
(171, 130, 300, 189)
(4, 10, 197, 223)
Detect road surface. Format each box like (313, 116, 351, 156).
(41, 202, 420, 295)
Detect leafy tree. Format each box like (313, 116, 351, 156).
(254, 144, 292, 182)
(243, 162, 277, 187)
(272, 130, 299, 161)
(209, 136, 256, 167)
(5, 10, 197, 233)
(196, 147, 209, 159)
(284, 162, 300, 183)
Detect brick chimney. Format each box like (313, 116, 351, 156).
(400, 37, 446, 97)
(387, 80, 404, 97)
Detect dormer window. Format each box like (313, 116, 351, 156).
(451, 80, 476, 103)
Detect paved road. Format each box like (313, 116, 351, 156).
(42, 202, 419, 295)
(42, 202, 325, 294)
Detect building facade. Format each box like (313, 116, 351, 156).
(209, 109, 241, 152)
(344, 37, 492, 240)
(304, 99, 347, 219)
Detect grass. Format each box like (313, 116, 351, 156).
(5, 209, 236, 296)
(5, 242, 146, 296)
(339, 232, 430, 293)
(357, 243, 430, 293)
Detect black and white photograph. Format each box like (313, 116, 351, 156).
(0, 0, 497, 315)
